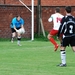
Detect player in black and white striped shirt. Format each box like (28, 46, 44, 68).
(57, 6, 75, 67)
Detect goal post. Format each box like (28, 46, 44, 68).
(31, 0, 34, 40)
(19, 0, 34, 40)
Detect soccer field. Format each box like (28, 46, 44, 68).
(0, 40, 75, 75)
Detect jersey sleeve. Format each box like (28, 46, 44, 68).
(21, 19, 24, 25)
(11, 18, 16, 28)
(48, 15, 53, 22)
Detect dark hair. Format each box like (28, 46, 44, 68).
(55, 7, 60, 13)
(16, 15, 21, 18)
(65, 6, 71, 13)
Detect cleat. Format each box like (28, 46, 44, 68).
(54, 45, 59, 51)
(57, 63, 66, 67)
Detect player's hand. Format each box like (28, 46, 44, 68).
(16, 30, 18, 32)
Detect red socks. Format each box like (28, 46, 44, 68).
(49, 37, 57, 46)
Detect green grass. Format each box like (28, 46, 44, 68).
(0, 39, 75, 75)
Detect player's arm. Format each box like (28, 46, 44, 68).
(21, 19, 24, 28)
(13, 23, 18, 32)
(48, 15, 53, 22)
(14, 26, 18, 31)
(12, 19, 18, 32)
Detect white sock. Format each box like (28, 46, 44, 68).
(11, 37, 14, 41)
(17, 36, 21, 45)
(60, 50, 66, 64)
(17, 40, 20, 44)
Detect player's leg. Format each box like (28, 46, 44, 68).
(47, 29, 59, 51)
(16, 27, 22, 46)
(17, 32, 21, 46)
(11, 28, 16, 43)
(58, 46, 66, 67)
(57, 37, 68, 67)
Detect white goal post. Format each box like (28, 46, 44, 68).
(19, 0, 34, 40)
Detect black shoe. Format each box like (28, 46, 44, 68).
(57, 63, 66, 67)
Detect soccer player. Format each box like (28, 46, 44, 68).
(57, 6, 75, 67)
(10, 15, 24, 46)
(47, 7, 64, 51)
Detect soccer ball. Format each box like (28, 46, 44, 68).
(18, 28, 25, 34)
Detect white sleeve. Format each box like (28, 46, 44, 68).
(48, 16, 53, 22)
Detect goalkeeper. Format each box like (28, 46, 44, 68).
(10, 15, 24, 46)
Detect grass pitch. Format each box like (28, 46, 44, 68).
(0, 39, 75, 75)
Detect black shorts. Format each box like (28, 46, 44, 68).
(11, 27, 21, 33)
(61, 36, 75, 47)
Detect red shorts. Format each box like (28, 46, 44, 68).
(50, 29, 58, 36)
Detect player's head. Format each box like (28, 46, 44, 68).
(65, 6, 71, 13)
(16, 15, 21, 21)
(55, 7, 60, 13)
